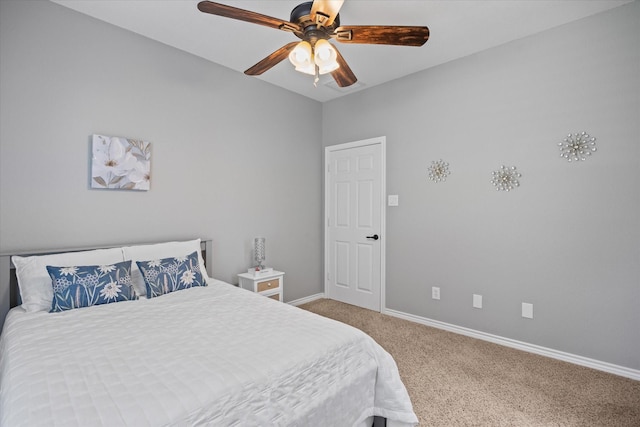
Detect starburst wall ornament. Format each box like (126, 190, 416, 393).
(428, 159, 450, 183)
(559, 132, 597, 162)
(491, 165, 521, 191)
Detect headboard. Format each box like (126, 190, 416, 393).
(0, 239, 212, 334)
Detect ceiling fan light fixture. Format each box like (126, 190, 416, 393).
(198, 1, 429, 89)
(313, 39, 339, 74)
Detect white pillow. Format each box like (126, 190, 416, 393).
(12, 248, 124, 312)
(122, 239, 209, 297)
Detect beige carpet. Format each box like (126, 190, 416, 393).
(299, 298, 640, 427)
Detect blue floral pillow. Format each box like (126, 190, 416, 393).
(46, 260, 137, 312)
(136, 251, 207, 298)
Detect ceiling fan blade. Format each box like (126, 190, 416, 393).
(197, 1, 301, 34)
(310, 0, 344, 27)
(330, 45, 357, 87)
(333, 25, 429, 46)
(244, 42, 299, 76)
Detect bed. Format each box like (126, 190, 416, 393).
(0, 239, 417, 426)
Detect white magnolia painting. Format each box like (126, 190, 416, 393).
(91, 134, 151, 191)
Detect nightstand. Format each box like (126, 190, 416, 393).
(237, 270, 284, 302)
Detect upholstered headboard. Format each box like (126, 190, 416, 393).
(0, 239, 212, 334)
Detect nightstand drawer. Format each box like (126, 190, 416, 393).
(257, 279, 280, 293)
(267, 293, 280, 301)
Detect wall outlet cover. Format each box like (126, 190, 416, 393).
(388, 195, 399, 206)
(431, 286, 440, 300)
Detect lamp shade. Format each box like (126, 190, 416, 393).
(288, 41, 313, 71)
(295, 63, 316, 75)
(254, 237, 266, 269)
(314, 39, 339, 74)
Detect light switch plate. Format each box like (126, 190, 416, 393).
(388, 195, 399, 206)
(522, 302, 534, 319)
(473, 294, 483, 309)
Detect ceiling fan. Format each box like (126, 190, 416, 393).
(197, 0, 429, 87)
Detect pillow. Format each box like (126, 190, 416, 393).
(46, 260, 137, 312)
(12, 248, 124, 312)
(122, 239, 209, 297)
(136, 251, 207, 298)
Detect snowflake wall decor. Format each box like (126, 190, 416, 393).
(491, 165, 521, 191)
(428, 159, 450, 183)
(558, 132, 597, 162)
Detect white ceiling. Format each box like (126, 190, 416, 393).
(51, 0, 632, 102)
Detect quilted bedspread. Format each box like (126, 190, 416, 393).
(0, 280, 417, 426)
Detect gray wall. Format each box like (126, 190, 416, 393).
(322, 2, 639, 370)
(0, 1, 323, 304)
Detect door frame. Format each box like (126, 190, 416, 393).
(324, 136, 386, 312)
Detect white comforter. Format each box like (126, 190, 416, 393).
(0, 280, 417, 426)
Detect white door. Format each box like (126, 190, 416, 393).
(325, 137, 385, 311)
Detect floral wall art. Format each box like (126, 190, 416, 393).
(91, 134, 151, 191)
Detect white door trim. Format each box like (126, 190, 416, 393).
(324, 136, 386, 312)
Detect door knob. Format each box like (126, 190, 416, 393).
(366, 234, 379, 240)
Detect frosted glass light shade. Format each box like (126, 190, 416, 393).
(314, 39, 339, 74)
(295, 64, 316, 75)
(289, 41, 312, 67)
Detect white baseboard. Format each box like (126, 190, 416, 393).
(383, 308, 640, 381)
(288, 293, 325, 307)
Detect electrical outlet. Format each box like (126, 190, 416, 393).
(431, 286, 440, 300)
(473, 294, 483, 309)
(522, 302, 534, 319)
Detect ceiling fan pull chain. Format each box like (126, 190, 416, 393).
(314, 66, 320, 87)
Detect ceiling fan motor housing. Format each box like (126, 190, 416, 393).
(291, 1, 340, 44)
